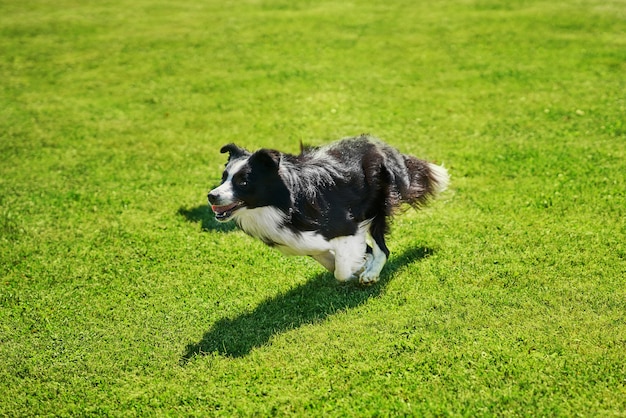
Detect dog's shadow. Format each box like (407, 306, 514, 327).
(178, 204, 237, 233)
(180, 247, 432, 363)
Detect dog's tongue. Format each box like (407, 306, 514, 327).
(211, 202, 238, 214)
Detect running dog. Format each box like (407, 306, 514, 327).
(208, 134, 449, 283)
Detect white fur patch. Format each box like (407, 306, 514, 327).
(234, 206, 332, 255)
(329, 220, 371, 282)
(234, 206, 375, 282)
(331, 235, 367, 281)
(428, 162, 450, 195)
(211, 157, 250, 206)
(226, 158, 249, 178)
(234, 206, 287, 241)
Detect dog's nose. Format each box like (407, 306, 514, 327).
(207, 191, 218, 205)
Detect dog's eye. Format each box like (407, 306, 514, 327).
(233, 172, 249, 188)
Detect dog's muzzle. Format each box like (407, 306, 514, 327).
(208, 191, 244, 221)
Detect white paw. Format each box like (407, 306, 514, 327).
(359, 269, 380, 284)
(358, 252, 385, 284)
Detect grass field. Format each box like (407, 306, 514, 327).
(1, 0, 625, 415)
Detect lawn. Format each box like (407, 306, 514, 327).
(1, 0, 625, 415)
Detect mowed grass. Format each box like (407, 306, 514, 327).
(1, 0, 625, 415)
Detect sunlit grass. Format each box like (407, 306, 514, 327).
(1, 0, 625, 415)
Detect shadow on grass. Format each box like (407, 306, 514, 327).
(180, 246, 433, 363)
(177, 204, 237, 233)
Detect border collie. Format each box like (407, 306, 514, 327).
(208, 135, 449, 284)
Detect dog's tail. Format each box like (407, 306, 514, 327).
(396, 155, 449, 208)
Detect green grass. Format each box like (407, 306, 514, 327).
(1, 0, 625, 415)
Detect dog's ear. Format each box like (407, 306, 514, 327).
(220, 143, 249, 161)
(250, 149, 281, 172)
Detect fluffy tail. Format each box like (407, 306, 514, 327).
(399, 155, 450, 208)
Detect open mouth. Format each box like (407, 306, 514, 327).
(211, 201, 245, 221)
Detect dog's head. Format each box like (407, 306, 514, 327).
(207, 144, 286, 222)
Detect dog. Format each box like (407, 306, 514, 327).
(207, 134, 449, 284)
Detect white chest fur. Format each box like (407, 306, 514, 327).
(233, 206, 332, 256)
(233, 206, 378, 283)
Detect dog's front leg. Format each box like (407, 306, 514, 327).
(331, 236, 367, 282)
(311, 252, 335, 273)
(359, 242, 386, 284)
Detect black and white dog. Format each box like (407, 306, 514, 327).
(208, 135, 449, 284)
